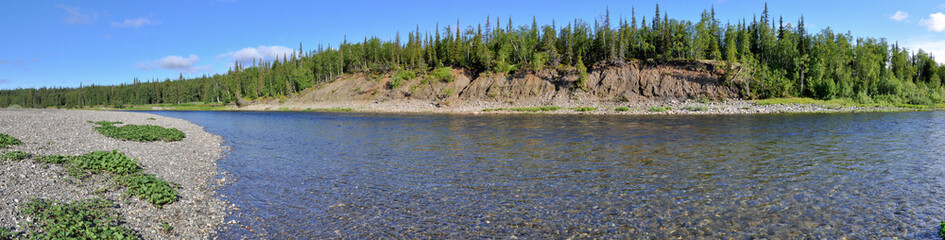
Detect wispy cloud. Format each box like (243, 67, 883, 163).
(55, 4, 97, 25)
(0, 79, 9, 84)
(216, 45, 296, 65)
(111, 17, 159, 28)
(890, 11, 909, 21)
(137, 55, 211, 74)
(920, 12, 945, 32)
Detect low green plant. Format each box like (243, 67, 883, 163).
(0, 133, 21, 148)
(120, 173, 179, 207)
(38, 155, 74, 164)
(683, 106, 709, 111)
(482, 108, 507, 112)
(431, 67, 453, 83)
(648, 106, 672, 112)
(615, 106, 631, 112)
(0, 227, 18, 240)
(939, 221, 945, 240)
(72, 150, 139, 175)
(2, 151, 30, 161)
(572, 107, 596, 112)
(159, 220, 173, 233)
(20, 198, 136, 239)
(146, 118, 156, 120)
(93, 121, 185, 142)
(510, 106, 561, 112)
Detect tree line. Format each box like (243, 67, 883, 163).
(2, 3, 944, 108)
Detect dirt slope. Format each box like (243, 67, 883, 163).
(263, 60, 745, 110)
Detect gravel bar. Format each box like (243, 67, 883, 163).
(0, 109, 225, 239)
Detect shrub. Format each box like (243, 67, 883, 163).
(615, 106, 630, 112)
(0, 133, 21, 148)
(120, 173, 179, 207)
(93, 121, 185, 142)
(2, 151, 30, 161)
(72, 150, 139, 175)
(389, 70, 416, 89)
(431, 67, 453, 83)
(20, 198, 136, 239)
(572, 107, 596, 112)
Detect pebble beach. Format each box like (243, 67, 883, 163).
(0, 109, 225, 239)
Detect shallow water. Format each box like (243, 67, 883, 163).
(145, 111, 945, 238)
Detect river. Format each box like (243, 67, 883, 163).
(144, 111, 945, 238)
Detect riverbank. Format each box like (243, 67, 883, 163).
(109, 97, 942, 115)
(0, 109, 225, 239)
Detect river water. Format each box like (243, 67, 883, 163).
(145, 111, 945, 238)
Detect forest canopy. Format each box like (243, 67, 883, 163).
(2, 4, 944, 108)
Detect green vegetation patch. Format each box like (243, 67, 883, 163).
(571, 107, 597, 112)
(0, 227, 18, 240)
(92, 121, 185, 142)
(2, 151, 30, 161)
(431, 67, 454, 83)
(119, 173, 179, 207)
(72, 150, 140, 175)
(21, 198, 136, 239)
(482, 108, 508, 112)
(509, 106, 562, 112)
(615, 106, 631, 112)
(0, 133, 21, 148)
(648, 106, 673, 112)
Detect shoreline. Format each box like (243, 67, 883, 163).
(0, 109, 226, 239)
(105, 98, 937, 115)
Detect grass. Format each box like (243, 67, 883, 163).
(571, 107, 597, 112)
(615, 106, 631, 112)
(119, 173, 179, 207)
(482, 108, 507, 112)
(92, 121, 185, 142)
(683, 106, 709, 111)
(20, 198, 136, 239)
(648, 106, 673, 112)
(0, 133, 21, 148)
(304, 107, 354, 112)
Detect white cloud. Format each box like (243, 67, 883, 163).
(216, 45, 297, 65)
(55, 4, 97, 25)
(137, 54, 211, 73)
(920, 12, 945, 32)
(111, 17, 158, 28)
(905, 40, 945, 60)
(890, 11, 909, 21)
(0, 79, 8, 84)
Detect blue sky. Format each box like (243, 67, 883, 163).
(1, 0, 944, 90)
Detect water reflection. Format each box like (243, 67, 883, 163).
(145, 111, 945, 238)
